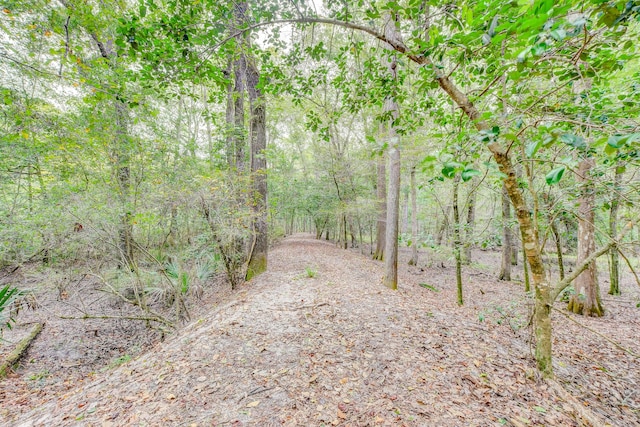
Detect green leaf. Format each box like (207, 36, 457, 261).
(442, 162, 462, 179)
(419, 283, 440, 292)
(607, 135, 625, 149)
(525, 140, 541, 157)
(550, 29, 566, 41)
(461, 168, 481, 182)
(559, 133, 586, 149)
(545, 166, 565, 185)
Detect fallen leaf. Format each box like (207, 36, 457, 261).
(309, 374, 318, 383)
(246, 400, 260, 408)
(337, 410, 347, 419)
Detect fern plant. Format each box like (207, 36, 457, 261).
(0, 284, 20, 330)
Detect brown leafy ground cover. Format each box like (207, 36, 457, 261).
(2, 233, 640, 426)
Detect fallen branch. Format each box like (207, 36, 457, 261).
(547, 378, 613, 427)
(550, 306, 640, 359)
(0, 322, 43, 378)
(58, 313, 174, 328)
(275, 302, 330, 311)
(237, 385, 276, 403)
(617, 247, 640, 289)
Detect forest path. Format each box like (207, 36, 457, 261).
(6, 234, 636, 426)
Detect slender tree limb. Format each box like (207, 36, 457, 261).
(550, 218, 639, 301)
(550, 306, 640, 359)
(617, 247, 640, 289)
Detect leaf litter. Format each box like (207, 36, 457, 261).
(3, 233, 640, 426)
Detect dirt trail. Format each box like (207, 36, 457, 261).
(5, 234, 639, 426)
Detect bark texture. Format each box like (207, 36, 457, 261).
(498, 184, 512, 281)
(453, 175, 463, 305)
(568, 158, 603, 316)
(373, 136, 386, 260)
(245, 55, 268, 280)
(409, 167, 418, 266)
(463, 185, 476, 264)
(608, 164, 623, 295)
(381, 15, 401, 290)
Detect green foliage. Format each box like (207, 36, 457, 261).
(106, 354, 131, 370)
(27, 369, 50, 382)
(560, 285, 576, 303)
(304, 267, 317, 278)
(0, 284, 21, 331)
(478, 301, 524, 331)
(418, 283, 439, 292)
(545, 167, 566, 185)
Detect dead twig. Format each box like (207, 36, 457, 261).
(236, 385, 276, 403)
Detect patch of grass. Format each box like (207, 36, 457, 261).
(27, 369, 50, 382)
(304, 267, 317, 278)
(419, 283, 440, 292)
(105, 354, 131, 370)
(478, 301, 524, 331)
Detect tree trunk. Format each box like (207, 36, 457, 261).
(551, 220, 565, 281)
(609, 164, 623, 295)
(498, 184, 512, 281)
(402, 188, 409, 235)
(233, 56, 246, 172)
(373, 155, 386, 260)
(436, 203, 450, 246)
(433, 72, 553, 376)
(224, 60, 235, 168)
(453, 175, 463, 305)
(521, 234, 531, 292)
(381, 14, 401, 290)
(384, 143, 400, 289)
(408, 167, 418, 266)
(568, 158, 603, 316)
(90, 32, 135, 270)
(245, 54, 268, 280)
(463, 182, 476, 264)
(115, 98, 135, 270)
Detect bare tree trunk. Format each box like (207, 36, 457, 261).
(453, 175, 463, 305)
(233, 54, 246, 173)
(463, 183, 476, 264)
(115, 97, 135, 270)
(551, 221, 565, 281)
(402, 188, 409, 235)
(224, 61, 235, 169)
(382, 13, 401, 290)
(568, 158, 603, 316)
(245, 54, 268, 280)
(373, 156, 386, 260)
(409, 167, 418, 266)
(609, 164, 623, 295)
(384, 143, 400, 289)
(521, 234, 531, 292)
(498, 184, 512, 281)
(436, 203, 450, 246)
